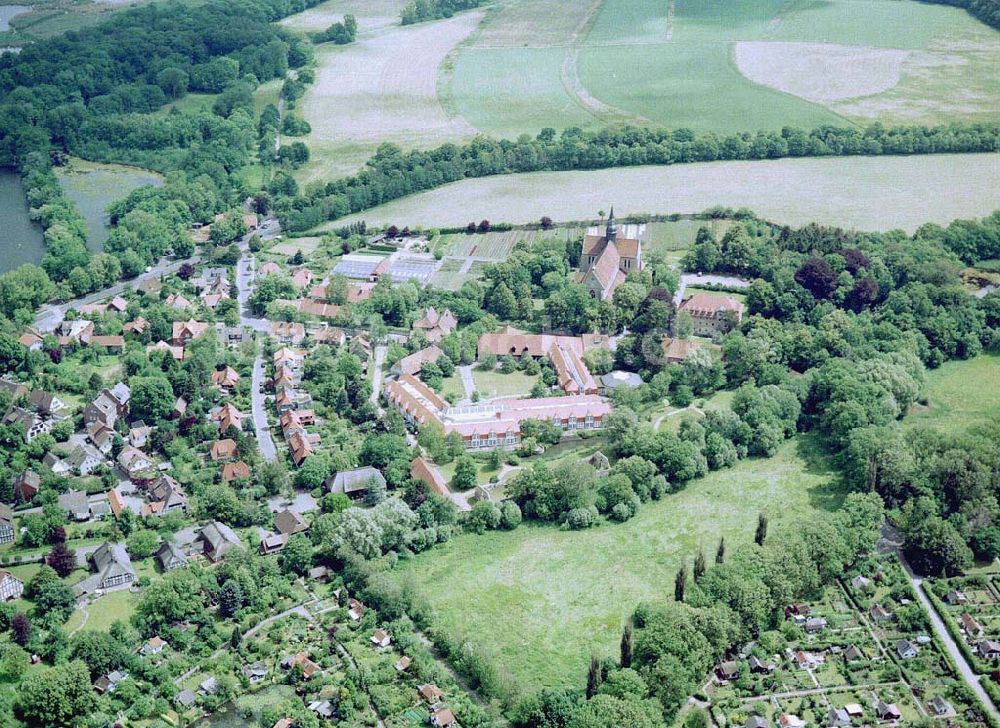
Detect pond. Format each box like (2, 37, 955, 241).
(0, 5, 30, 32)
(56, 160, 163, 251)
(0, 167, 46, 274)
(191, 685, 297, 728)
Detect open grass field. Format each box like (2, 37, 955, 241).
(330, 152, 1000, 233)
(905, 354, 1000, 434)
(394, 437, 844, 693)
(56, 157, 163, 250)
(472, 369, 539, 398)
(64, 588, 138, 634)
(285, 0, 999, 184)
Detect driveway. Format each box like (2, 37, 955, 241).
(370, 345, 387, 405)
(457, 365, 475, 401)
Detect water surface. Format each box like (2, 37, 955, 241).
(0, 168, 45, 273)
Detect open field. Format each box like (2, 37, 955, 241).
(295, 9, 480, 182)
(905, 354, 1000, 434)
(56, 157, 163, 250)
(329, 152, 1000, 233)
(278, 0, 406, 35)
(395, 437, 844, 693)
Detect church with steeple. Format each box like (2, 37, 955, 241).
(577, 208, 645, 300)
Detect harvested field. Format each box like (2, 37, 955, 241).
(278, 0, 406, 35)
(296, 11, 481, 181)
(329, 153, 1000, 234)
(734, 42, 908, 103)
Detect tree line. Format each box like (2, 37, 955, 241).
(272, 122, 1000, 231)
(401, 0, 487, 25)
(917, 0, 1000, 31)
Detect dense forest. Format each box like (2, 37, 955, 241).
(919, 0, 1000, 30)
(0, 0, 322, 327)
(273, 122, 1000, 231)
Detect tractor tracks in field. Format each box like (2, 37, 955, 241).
(559, 0, 652, 127)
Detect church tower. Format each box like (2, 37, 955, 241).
(606, 206, 617, 243)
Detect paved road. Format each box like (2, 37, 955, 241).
(370, 345, 387, 404)
(34, 254, 201, 332)
(251, 354, 277, 462)
(673, 273, 751, 307)
(902, 556, 1000, 721)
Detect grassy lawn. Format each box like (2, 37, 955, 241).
(394, 436, 844, 694)
(328, 153, 1000, 234)
(905, 353, 1000, 434)
(439, 375, 465, 401)
(437, 459, 500, 489)
(472, 370, 538, 399)
(65, 588, 138, 634)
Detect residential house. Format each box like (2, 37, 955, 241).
(785, 603, 811, 618)
(42, 451, 70, 475)
(282, 653, 320, 680)
(129, 422, 153, 449)
(216, 324, 251, 348)
(118, 445, 155, 479)
(843, 645, 864, 662)
(89, 543, 137, 591)
(211, 366, 240, 390)
(418, 684, 444, 704)
(430, 708, 457, 728)
(392, 345, 444, 377)
(210, 439, 238, 462)
(58, 490, 91, 521)
(259, 261, 281, 276)
(291, 267, 313, 289)
(259, 532, 288, 555)
(213, 403, 244, 434)
(242, 662, 269, 684)
(275, 509, 308, 536)
(90, 335, 124, 351)
(17, 329, 42, 350)
(140, 636, 167, 656)
(156, 541, 188, 571)
(715, 661, 740, 682)
(171, 320, 210, 345)
(0, 505, 13, 545)
(308, 701, 335, 719)
(147, 475, 188, 515)
(945, 590, 968, 606)
(395, 656, 411, 672)
(413, 307, 457, 343)
(977, 640, 1000, 660)
(3, 407, 51, 442)
(827, 708, 851, 727)
(896, 639, 918, 659)
(875, 701, 901, 721)
(221, 461, 251, 483)
(83, 384, 130, 428)
(55, 319, 94, 347)
(94, 670, 128, 694)
(348, 599, 364, 621)
(309, 566, 330, 583)
(778, 715, 806, 728)
(371, 629, 391, 648)
(198, 521, 244, 562)
(123, 317, 148, 335)
(148, 340, 185, 361)
(175, 689, 197, 709)
(0, 571, 24, 601)
(930, 696, 954, 717)
(851, 575, 873, 591)
(199, 677, 218, 695)
(748, 655, 775, 674)
(678, 292, 745, 337)
(961, 613, 984, 639)
(869, 603, 893, 623)
(326, 466, 386, 498)
(804, 617, 827, 633)
(746, 717, 768, 728)
(271, 321, 305, 345)
(577, 210, 643, 300)
(65, 444, 105, 475)
(12, 469, 40, 502)
(410, 456, 450, 497)
(28, 389, 64, 416)
(165, 293, 192, 311)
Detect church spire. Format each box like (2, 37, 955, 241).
(606, 206, 617, 242)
